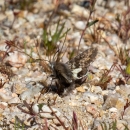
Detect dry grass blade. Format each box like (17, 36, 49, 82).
(0, 79, 6, 88)
(43, 118, 48, 130)
(72, 111, 78, 130)
(48, 104, 68, 130)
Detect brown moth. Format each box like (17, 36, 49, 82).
(50, 47, 98, 94)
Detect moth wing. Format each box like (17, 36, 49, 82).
(66, 47, 98, 80)
(54, 62, 73, 84)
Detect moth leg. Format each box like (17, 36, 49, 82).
(55, 81, 64, 95)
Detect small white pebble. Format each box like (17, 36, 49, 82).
(75, 21, 86, 30)
(109, 107, 117, 113)
(32, 104, 39, 114)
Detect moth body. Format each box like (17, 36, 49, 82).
(49, 47, 98, 95)
(51, 62, 73, 84)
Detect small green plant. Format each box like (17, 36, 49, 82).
(100, 120, 129, 130)
(95, 66, 113, 90)
(118, 48, 130, 66)
(4, 0, 36, 11)
(114, 63, 130, 82)
(18, 0, 35, 10)
(5, 39, 38, 63)
(101, 121, 116, 130)
(14, 116, 25, 130)
(16, 101, 42, 129)
(42, 20, 70, 57)
(103, 39, 130, 81)
(115, 8, 130, 43)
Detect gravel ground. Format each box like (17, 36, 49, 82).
(0, 0, 130, 129)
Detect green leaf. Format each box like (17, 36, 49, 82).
(87, 19, 98, 27)
(126, 63, 130, 75)
(111, 120, 117, 130)
(123, 123, 129, 130)
(38, 103, 44, 111)
(116, 13, 121, 22)
(52, 22, 65, 43)
(43, 29, 48, 45)
(69, 50, 75, 60)
(23, 40, 27, 54)
(100, 122, 108, 130)
(42, 20, 70, 56)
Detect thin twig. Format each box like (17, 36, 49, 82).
(77, 9, 94, 54)
(48, 104, 68, 130)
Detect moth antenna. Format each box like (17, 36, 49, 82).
(55, 27, 70, 62)
(52, 39, 65, 63)
(60, 30, 68, 61)
(52, 23, 70, 62)
(33, 38, 51, 65)
(52, 47, 60, 62)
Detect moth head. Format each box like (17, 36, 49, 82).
(48, 62, 58, 78)
(48, 61, 56, 69)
